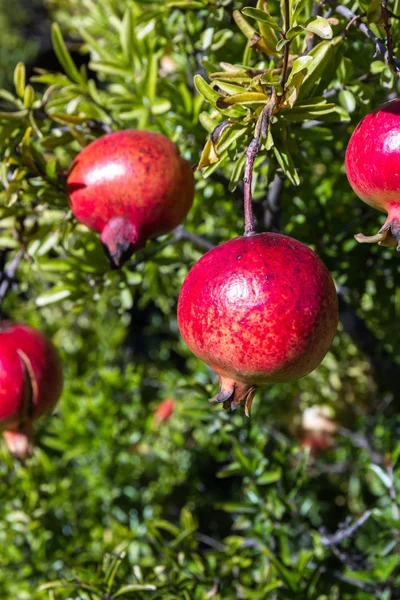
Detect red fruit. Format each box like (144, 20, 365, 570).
(178, 233, 338, 415)
(345, 99, 400, 249)
(153, 398, 176, 427)
(67, 130, 195, 268)
(299, 406, 337, 455)
(0, 322, 63, 459)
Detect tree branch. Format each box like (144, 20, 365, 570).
(320, 509, 373, 547)
(381, 0, 397, 72)
(332, 2, 400, 74)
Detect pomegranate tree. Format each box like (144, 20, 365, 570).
(67, 130, 195, 268)
(178, 233, 338, 416)
(345, 99, 400, 249)
(0, 322, 63, 459)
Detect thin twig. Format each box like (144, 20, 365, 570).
(381, 0, 397, 72)
(174, 226, 215, 251)
(332, 2, 400, 74)
(320, 509, 373, 547)
(0, 249, 24, 314)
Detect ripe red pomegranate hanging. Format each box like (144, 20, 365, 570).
(0, 322, 63, 459)
(67, 130, 195, 268)
(345, 99, 400, 249)
(178, 233, 338, 415)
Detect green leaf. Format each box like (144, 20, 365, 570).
(257, 469, 282, 484)
(369, 464, 392, 489)
(194, 74, 221, 107)
(0, 110, 28, 121)
(270, 556, 298, 592)
(51, 23, 86, 85)
(273, 142, 300, 186)
(276, 38, 291, 52)
(338, 89, 356, 113)
(255, 0, 279, 56)
(113, 584, 157, 597)
(297, 37, 342, 101)
(36, 287, 72, 307)
(241, 7, 283, 32)
(120, 7, 135, 63)
(286, 25, 304, 41)
(233, 10, 271, 54)
(23, 86, 35, 109)
(293, 0, 310, 22)
(49, 113, 88, 124)
(304, 16, 333, 40)
(217, 92, 269, 107)
(167, 0, 206, 7)
(13, 62, 25, 98)
(367, 0, 382, 23)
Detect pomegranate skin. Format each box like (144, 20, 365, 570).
(0, 322, 63, 458)
(345, 99, 400, 249)
(178, 233, 338, 415)
(67, 130, 195, 268)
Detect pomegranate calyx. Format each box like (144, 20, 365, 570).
(210, 376, 257, 417)
(355, 218, 400, 249)
(3, 424, 34, 461)
(100, 216, 143, 268)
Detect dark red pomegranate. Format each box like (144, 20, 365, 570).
(345, 99, 400, 249)
(178, 233, 338, 415)
(0, 322, 63, 459)
(67, 130, 195, 268)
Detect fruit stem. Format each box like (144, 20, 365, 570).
(243, 91, 277, 236)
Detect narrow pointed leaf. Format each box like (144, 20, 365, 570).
(51, 23, 86, 85)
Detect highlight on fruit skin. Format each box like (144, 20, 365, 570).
(0, 322, 63, 459)
(67, 129, 195, 268)
(177, 233, 339, 416)
(345, 98, 400, 250)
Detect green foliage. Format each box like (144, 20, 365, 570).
(0, 0, 400, 598)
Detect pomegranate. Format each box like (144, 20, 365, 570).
(345, 99, 400, 249)
(299, 406, 337, 455)
(0, 322, 63, 459)
(153, 397, 176, 428)
(178, 233, 338, 415)
(67, 130, 195, 268)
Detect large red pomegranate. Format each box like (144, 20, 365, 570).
(345, 99, 400, 249)
(0, 322, 63, 459)
(178, 233, 338, 415)
(67, 130, 195, 268)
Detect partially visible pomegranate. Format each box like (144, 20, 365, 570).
(153, 397, 176, 428)
(67, 130, 195, 268)
(0, 322, 63, 459)
(178, 233, 338, 415)
(299, 406, 337, 455)
(345, 99, 400, 249)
